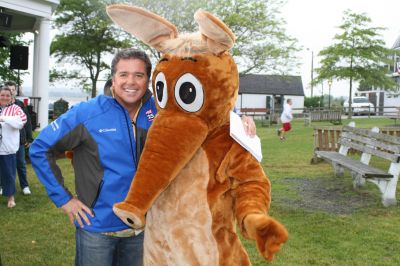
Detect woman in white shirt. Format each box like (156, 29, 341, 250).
(0, 86, 27, 208)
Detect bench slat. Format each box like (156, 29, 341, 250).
(343, 126, 400, 145)
(341, 131, 400, 154)
(315, 151, 393, 178)
(339, 138, 400, 162)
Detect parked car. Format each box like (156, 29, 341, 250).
(343, 96, 375, 115)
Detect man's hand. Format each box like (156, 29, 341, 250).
(241, 115, 256, 137)
(61, 197, 94, 228)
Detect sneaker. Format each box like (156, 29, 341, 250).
(280, 136, 286, 141)
(22, 187, 31, 195)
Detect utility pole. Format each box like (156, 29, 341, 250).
(311, 51, 314, 97)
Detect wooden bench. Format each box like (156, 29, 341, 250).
(240, 108, 279, 127)
(385, 107, 400, 125)
(387, 116, 400, 125)
(240, 108, 269, 117)
(314, 122, 400, 206)
(304, 109, 342, 126)
(311, 126, 400, 163)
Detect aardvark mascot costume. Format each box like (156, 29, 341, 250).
(107, 4, 288, 265)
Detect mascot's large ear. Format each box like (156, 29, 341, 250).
(106, 4, 178, 51)
(194, 9, 236, 54)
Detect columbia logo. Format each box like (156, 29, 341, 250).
(50, 120, 59, 131)
(99, 128, 117, 133)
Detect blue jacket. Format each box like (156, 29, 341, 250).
(30, 92, 157, 232)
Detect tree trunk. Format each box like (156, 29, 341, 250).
(91, 81, 97, 98)
(347, 56, 354, 119)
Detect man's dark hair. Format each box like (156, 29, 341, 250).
(111, 48, 152, 79)
(4, 80, 16, 87)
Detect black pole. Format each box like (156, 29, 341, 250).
(17, 69, 20, 96)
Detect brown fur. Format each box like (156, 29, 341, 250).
(107, 4, 288, 265)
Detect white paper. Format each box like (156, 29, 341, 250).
(229, 111, 263, 162)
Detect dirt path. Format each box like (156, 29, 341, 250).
(280, 177, 378, 214)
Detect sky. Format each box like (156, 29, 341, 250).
(281, 0, 400, 98)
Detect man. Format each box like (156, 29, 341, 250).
(5, 80, 33, 195)
(30, 48, 256, 265)
(277, 98, 293, 141)
(30, 48, 155, 266)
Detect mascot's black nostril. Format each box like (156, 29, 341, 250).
(127, 218, 134, 224)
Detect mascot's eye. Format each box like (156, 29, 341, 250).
(154, 72, 168, 109)
(174, 73, 204, 112)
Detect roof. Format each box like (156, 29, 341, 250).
(0, 0, 59, 32)
(239, 74, 304, 96)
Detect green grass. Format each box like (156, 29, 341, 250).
(1, 117, 400, 265)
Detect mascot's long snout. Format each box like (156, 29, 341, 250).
(113, 112, 209, 228)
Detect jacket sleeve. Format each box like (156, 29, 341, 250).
(29, 106, 84, 208)
(0, 115, 24, 129)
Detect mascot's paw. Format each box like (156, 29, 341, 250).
(244, 213, 288, 261)
(113, 202, 145, 229)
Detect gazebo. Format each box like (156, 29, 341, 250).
(0, 0, 59, 129)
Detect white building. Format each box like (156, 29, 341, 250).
(236, 74, 305, 114)
(0, 0, 59, 129)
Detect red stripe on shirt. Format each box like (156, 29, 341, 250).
(1, 104, 27, 123)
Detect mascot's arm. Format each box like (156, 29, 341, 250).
(225, 143, 288, 261)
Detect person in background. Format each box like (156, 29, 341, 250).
(277, 98, 293, 141)
(103, 79, 113, 96)
(5, 80, 34, 195)
(30, 48, 257, 266)
(0, 86, 27, 208)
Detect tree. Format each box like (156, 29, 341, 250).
(126, 0, 299, 74)
(304, 96, 323, 108)
(357, 79, 373, 91)
(51, 0, 132, 98)
(314, 10, 395, 118)
(0, 33, 29, 86)
(51, 0, 299, 96)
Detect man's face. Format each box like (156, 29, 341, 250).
(112, 58, 149, 110)
(9, 85, 17, 99)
